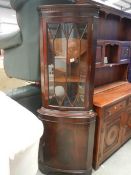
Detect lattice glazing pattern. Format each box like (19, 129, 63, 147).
(47, 23, 88, 107)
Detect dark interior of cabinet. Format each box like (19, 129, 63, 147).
(98, 13, 121, 40)
(121, 18, 131, 40)
(96, 45, 102, 63)
(94, 64, 127, 87)
(105, 44, 119, 63)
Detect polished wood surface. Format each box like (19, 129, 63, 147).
(94, 81, 131, 107)
(93, 82, 131, 169)
(38, 107, 96, 175)
(77, 0, 131, 170)
(38, 4, 99, 175)
(39, 4, 99, 110)
(94, 64, 127, 87)
(85, 0, 131, 88)
(94, 81, 126, 94)
(38, 1, 131, 172)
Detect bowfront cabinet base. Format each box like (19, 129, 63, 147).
(38, 107, 96, 175)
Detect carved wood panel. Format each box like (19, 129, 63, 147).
(103, 115, 122, 155)
(95, 112, 122, 166)
(123, 108, 131, 141)
(93, 90, 131, 169)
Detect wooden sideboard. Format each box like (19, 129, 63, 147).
(76, 0, 131, 170)
(93, 82, 131, 169)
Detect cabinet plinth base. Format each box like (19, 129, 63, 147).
(39, 164, 92, 175)
(38, 107, 96, 175)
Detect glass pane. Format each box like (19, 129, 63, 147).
(48, 25, 55, 101)
(48, 23, 60, 39)
(66, 23, 88, 106)
(54, 85, 66, 105)
(48, 64, 54, 99)
(66, 23, 80, 105)
(54, 24, 67, 105)
(48, 23, 67, 106)
(78, 24, 88, 104)
(47, 23, 88, 108)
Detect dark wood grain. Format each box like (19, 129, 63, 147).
(93, 82, 131, 169)
(38, 4, 99, 175)
(38, 108, 96, 175)
(39, 4, 99, 111)
(38, 0, 131, 172)
(77, 0, 131, 170)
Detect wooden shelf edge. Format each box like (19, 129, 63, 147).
(95, 62, 128, 69)
(94, 81, 128, 94)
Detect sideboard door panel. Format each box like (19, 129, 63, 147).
(122, 108, 131, 142)
(101, 113, 123, 162)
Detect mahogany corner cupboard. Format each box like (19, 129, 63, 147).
(38, 4, 99, 175)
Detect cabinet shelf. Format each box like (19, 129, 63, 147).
(96, 40, 130, 66)
(95, 62, 128, 69)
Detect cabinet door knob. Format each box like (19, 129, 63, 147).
(114, 106, 117, 109)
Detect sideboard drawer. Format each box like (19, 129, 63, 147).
(105, 100, 126, 118)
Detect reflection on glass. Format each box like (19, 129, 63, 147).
(48, 64, 54, 99)
(47, 23, 88, 108)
